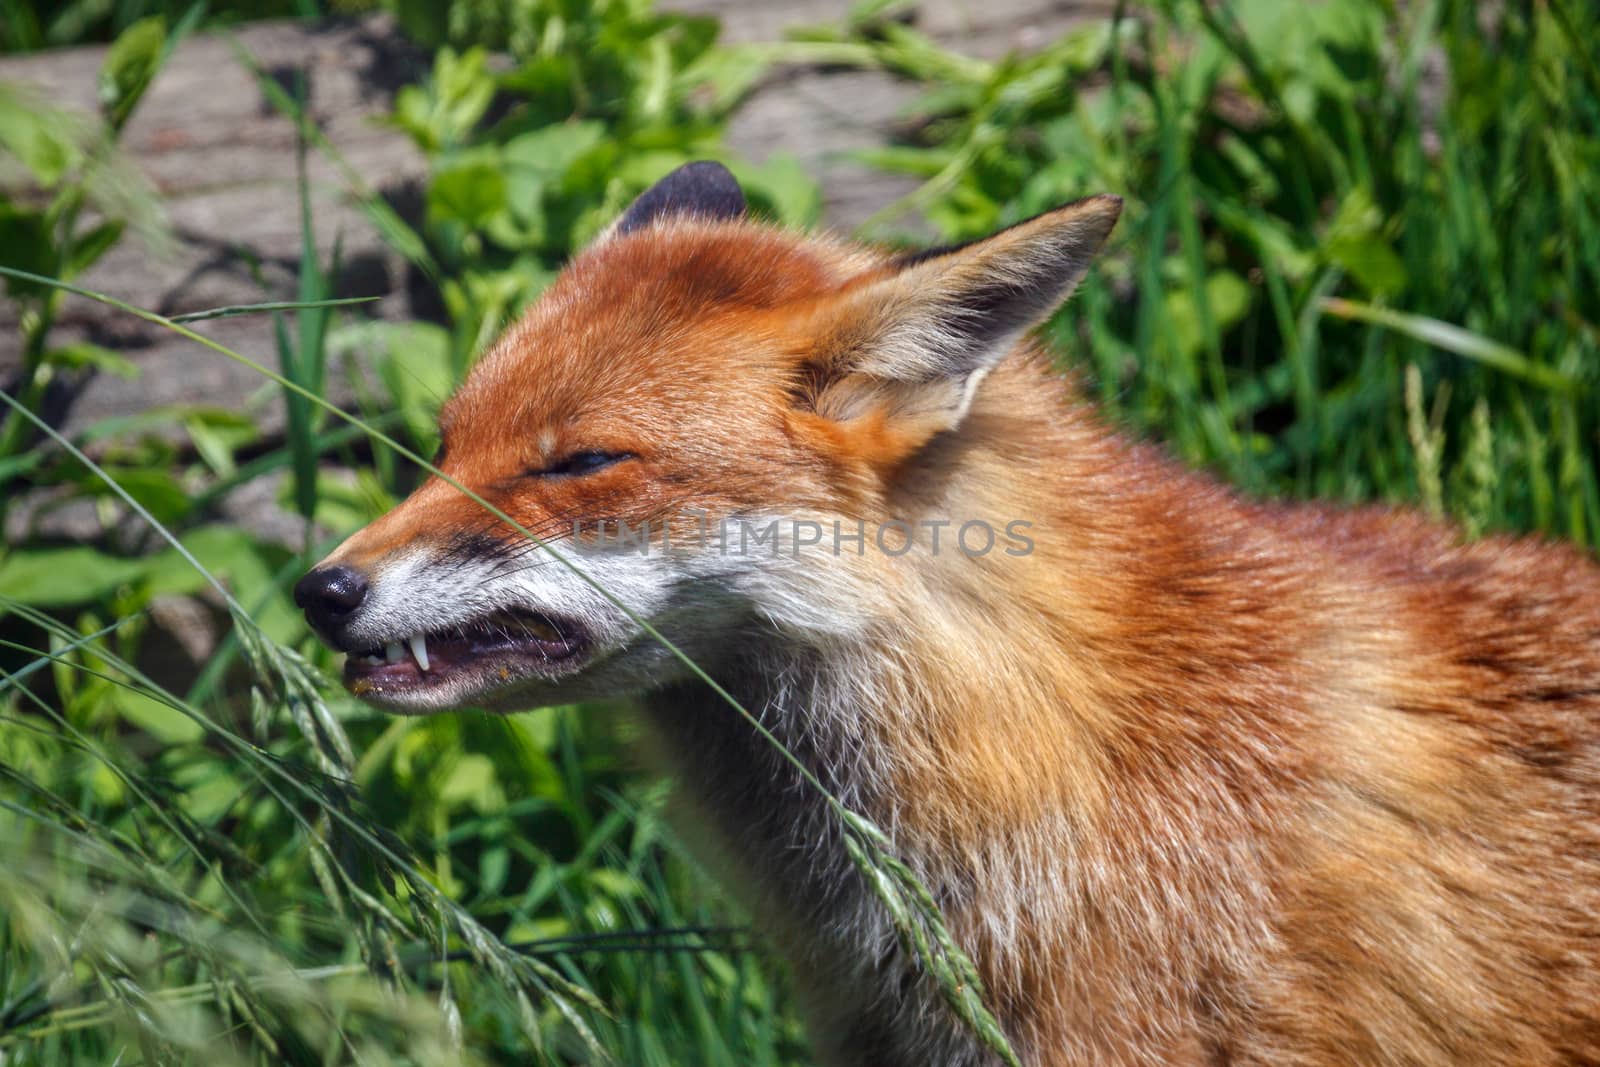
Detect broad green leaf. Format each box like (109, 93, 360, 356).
(0, 85, 85, 186)
(334, 319, 454, 450)
(1164, 271, 1253, 362)
(145, 526, 299, 642)
(1325, 231, 1407, 297)
(1323, 188, 1406, 296)
(144, 525, 267, 599)
(64, 219, 124, 278)
(184, 411, 256, 478)
(98, 16, 166, 132)
(679, 44, 769, 115)
(0, 204, 56, 295)
(501, 122, 608, 178)
(733, 153, 822, 227)
(429, 158, 509, 228)
(47, 342, 139, 378)
(93, 467, 193, 526)
(440, 753, 506, 813)
(393, 46, 494, 153)
(1320, 298, 1580, 392)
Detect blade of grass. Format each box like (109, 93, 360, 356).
(1320, 297, 1581, 393)
(170, 297, 376, 323)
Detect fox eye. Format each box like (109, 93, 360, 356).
(531, 450, 634, 478)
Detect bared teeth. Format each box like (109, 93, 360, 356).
(354, 617, 562, 672)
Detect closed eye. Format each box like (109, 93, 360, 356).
(529, 450, 635, 478)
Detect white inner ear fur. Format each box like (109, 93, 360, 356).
(821, 196, 1121, 431)
(814, 373, 974, 425)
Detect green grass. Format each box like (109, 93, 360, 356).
(1, 0, 1597, 1063)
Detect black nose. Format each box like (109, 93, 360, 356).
(294, 565, 369, 635)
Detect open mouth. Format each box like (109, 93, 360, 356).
(342, 609, 589, 698)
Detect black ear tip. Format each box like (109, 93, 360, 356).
(663, 160, 745, 214)
(678, 160, 738, 182)
(615, 160, 747, 236)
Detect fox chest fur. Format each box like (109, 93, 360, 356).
(297, 162, 1600, 1066)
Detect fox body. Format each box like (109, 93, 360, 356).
(296, 163, 1600, 1065)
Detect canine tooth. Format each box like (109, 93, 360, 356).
(409, 633, 430, 672)
(385, 641, 403, 663)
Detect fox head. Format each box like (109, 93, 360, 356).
(295, 162, 1120, 711)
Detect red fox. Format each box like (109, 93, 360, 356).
(296, 162, 1600, 1065)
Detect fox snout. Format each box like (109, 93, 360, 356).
(293, 563, 370, 648)
(291, 539, 617, 709)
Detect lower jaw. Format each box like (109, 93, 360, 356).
(343, 647, 587, 709)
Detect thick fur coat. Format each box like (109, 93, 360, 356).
(298, 163, 1600, 1065)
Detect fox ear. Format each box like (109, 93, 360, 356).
(609, 160, 746, 237)
(803, 195, 1121, 448)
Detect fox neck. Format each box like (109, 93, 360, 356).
(641, 638, 1027, 1067)
(640, 577, 1117, 1067)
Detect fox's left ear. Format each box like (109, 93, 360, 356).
(801, 195, 1121, 451)
(603, 160, 746, 239)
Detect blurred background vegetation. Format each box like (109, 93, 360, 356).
(0, 0, 1596, 1062)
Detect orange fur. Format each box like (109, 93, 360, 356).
(303, 171, 1600, 1066)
